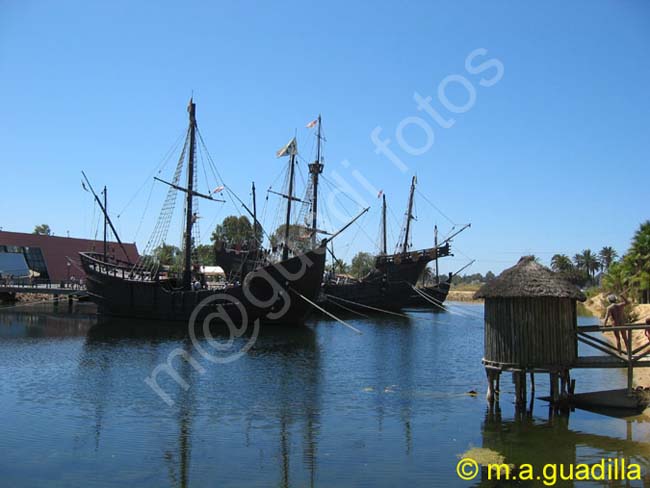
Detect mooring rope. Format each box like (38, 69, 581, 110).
(410, 285, 481, 319)
(289, 288, 362, 335)
(324, 294, 410, 318)
(327, 298, 371, 318)
(410, 285, 462, 316)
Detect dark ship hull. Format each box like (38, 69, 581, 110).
(80, 246, 326, 326)
(321, 250, 434, 313)
(213, 244, 262, 278)
(406, 278, 452, 308)
(322, 278, 415, 312)
(320, 242, 455, 313)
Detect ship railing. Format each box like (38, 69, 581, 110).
(375, 243, 451, 266)
(80, 252, 156, 282)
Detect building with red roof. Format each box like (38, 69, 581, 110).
(0, 230, 139, 283)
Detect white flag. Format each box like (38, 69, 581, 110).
(276, 137, 297, 158)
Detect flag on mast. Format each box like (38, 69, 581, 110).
(377, 190, 383, 198)
(276, 137, 297, 158)
(306, 119, 318, 129)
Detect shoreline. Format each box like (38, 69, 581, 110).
(447, 290, 482, 303)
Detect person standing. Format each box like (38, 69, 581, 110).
(604, 293, 629, 353)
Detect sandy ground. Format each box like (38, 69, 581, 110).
(583, 293, 650, 386)
(447, 290, 482, 302)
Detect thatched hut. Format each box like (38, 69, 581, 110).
(475, 256, 586, 405)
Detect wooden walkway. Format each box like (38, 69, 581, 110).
(0, 283, 87, 297)
(576, 324, 650, 392)
(574, 355, 650, 368)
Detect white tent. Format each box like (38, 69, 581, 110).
(199, 265, 225, 277)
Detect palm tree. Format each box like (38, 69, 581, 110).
(598, 246, 618, 271)
(624, 221, 650, 303)
(419, 266, 434, 285)
(551, 254, 573, 273)
(574, 249, 600, 279)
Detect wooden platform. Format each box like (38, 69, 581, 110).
(574, 355, 650, 369)
(0, 284, 86, 296)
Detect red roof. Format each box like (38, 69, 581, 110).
(0, 230, 139, 282)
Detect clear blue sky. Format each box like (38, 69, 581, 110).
(1, 1, 648, 274)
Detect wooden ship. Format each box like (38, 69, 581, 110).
(322, 176, 466, 312)
(80, 100, 327, 325)
(213, 116, 326, 283)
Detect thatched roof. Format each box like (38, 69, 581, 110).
(474, 256, 586, 301)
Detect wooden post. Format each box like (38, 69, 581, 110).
(627, 331, 634, 394)
(486, 368, 496, 403)
(550, 372, 559, 404)
(530, 372, 535, 392)
(514, 371, 526, 408)
(560, 370, 567, 399)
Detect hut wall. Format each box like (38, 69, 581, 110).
(483, 296, 577, 369)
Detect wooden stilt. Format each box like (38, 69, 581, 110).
(530, 372, 535, 392)
(550, 372, 559, 404)
(514, 371, 527, 408)
(627, 332, 634, 393)
(486, 368, 496, 403)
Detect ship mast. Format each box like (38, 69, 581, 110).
(434, 224, 439, 284)
(381, 194, 387, 255)
(252, 181, 258, 250)
(182, 99, 197, 290)
(103, 186, 107, 261)
(308, 115, 324, 248)
(283, 147, 297, 261)
(402, 176, 416, 254)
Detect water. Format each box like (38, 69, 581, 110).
(1, 302, 649, 487)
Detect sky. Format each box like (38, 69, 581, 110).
(1, 0, 648, 275)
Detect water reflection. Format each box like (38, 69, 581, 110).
(480, 405, 650, 486)
(78, 317, 322, 488)
(4, 304, 650, 487)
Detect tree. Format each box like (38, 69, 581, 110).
(419, 266, 434, 285)
(551, 254, 573, 273)
(195, 244, 216, 266)
(601, 261, 627, 295)
(485, 271, 496, 282)
(349, 252, 375, 279)
(559, 267, 590, 288)
(33, 224, 51, 236)
(573, 249, 600, 279)
(327, 259, 349, 275)
(211, 215, 259, 247)
(598, 246, 618, 271)
(622, 221, 650, 302)
(153, 243, 181, 267)
(270, 224, 312, 254)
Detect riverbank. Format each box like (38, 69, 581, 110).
(583, 293, 650, 386)
(447, 290, 483, 302)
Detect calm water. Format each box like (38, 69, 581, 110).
(1, 301, 649, 487)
